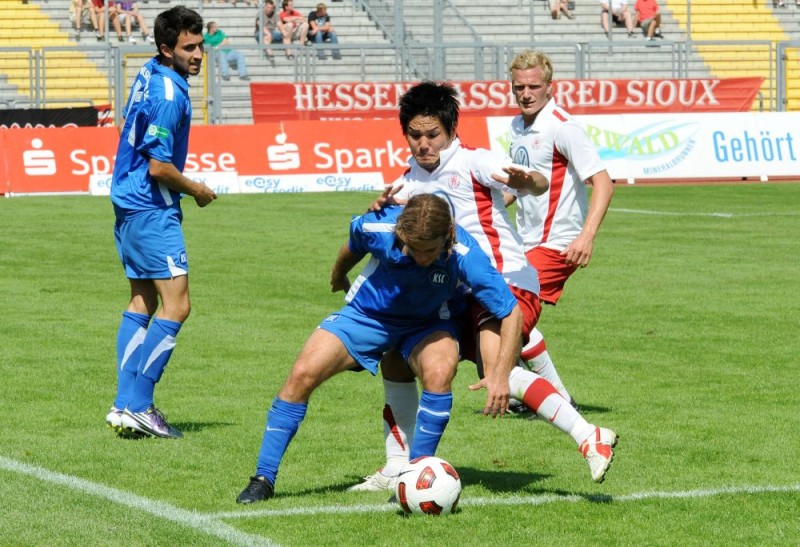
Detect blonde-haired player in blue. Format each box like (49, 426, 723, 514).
(106, 6, 217, 439)
(236, 194, 523, 504)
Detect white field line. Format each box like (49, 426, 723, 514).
(4, 453, 797, 532)
(0, 455, 278, 547)
(211, 483, 800, 519)
(610, 208, 800, 218)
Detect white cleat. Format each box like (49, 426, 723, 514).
(347, 470, 398, 492)
(579, 427, 618, 483)
(105, 407, 123, 430)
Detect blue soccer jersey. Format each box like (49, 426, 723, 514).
(345, 205, 517, 324)
(111, 57, 193, 212)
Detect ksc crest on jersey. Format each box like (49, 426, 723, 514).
(429, 270, 448, 286)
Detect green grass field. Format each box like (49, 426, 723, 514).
(1, 183, 799, 546)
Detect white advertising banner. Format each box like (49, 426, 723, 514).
(237, 172, 385, 194)
(486, 112, 800, 182)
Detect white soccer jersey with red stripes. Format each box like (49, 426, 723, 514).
(509, 99, 606, 252)
(393, 138, 539, 294)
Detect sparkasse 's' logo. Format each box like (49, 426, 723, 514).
(23, 138, 56, 176)
(267, 124, 300, 170)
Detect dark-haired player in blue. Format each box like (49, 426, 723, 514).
(106, 5, 217, 439)
(236, 193, 523, 504)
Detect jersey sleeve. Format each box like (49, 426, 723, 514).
(469, 148, 519, 195)
(348, 206, 400, 257)
(348, 213, 369, 255)
(136, 96, 184, 164)
(554, 121, 606, 182)
(391, 171, 411, 201)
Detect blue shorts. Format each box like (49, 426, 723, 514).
(114, 206, 188, 279)
(319, 305, 461, 375)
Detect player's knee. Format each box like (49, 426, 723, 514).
(418, 365, 456, 393)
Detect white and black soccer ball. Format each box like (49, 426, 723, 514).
(396, 456, 461, 515)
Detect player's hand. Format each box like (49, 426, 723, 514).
(193, 182, 217, 207)
(493, 167, 548, 196)
(561, 232, 594, 268)
(330, 273, 350, 293)
(468, 376, 510, 418)
(368, 183, 406, 212)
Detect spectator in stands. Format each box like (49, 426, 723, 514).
(550, 0, 575, 20)
(92, 0, 124, 42)
(599, 0, 637, 38)
(254, 0, 283, 61)
(205, 0, 256, 6)
(71, 0, 101, 40)
(307, 3, 341, 60)
(204, 21, 250, 81)
(116, 1, 155, 44)
(634, 0, 662, 43)
(279, 0, 309, 60)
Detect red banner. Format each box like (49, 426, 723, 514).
(250, 78, 765, 123)
(0, 118, 492, 195)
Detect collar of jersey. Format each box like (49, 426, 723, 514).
(430, 136, 461, 173)
(151, 57, 191, 90)
(517, 97, 556, 134)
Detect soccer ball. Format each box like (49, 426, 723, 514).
(396, 456, 461, 515)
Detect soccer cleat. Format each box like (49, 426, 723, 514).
(347, 470, 398, 492)
(507, 397, 536, 419)
(579, 427, 618, 482)
(236, 476, 274, 504)
(121, 406, 183, 439)
(105, 407, 123, 430)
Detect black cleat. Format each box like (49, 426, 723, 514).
(236, 476, 274, 504)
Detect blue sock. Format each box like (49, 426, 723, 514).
(127, 318, 182, 413)
(113, 311, 151, 410)
(255, 398, 308, 485)
(410, 391, 452, 459)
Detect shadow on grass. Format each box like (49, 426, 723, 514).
(170, 421, 236, 433)
(526, 487, 615, 504)
(472, 403, 613, 420)
(573, 403, 613, 415)
(284, 467, 551, 498)
(457, 466, 550, 492)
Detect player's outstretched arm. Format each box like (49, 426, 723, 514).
(148, 158, 217, 207)
(493, 166, 549, 196)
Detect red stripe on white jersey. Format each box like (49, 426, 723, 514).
(471, 172, 504, 272)
(541, 146, 568, 244)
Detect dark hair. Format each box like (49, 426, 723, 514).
(154, 6, 203, 51)
(395, 194, 456, 253)
(398, 81, 460, 138)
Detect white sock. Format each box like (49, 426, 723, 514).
(520, 327, 572, 401)
(381, 379, 418, 476)
(508, 368, 593, 445)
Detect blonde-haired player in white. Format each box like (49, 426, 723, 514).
(505, 48, 614, 407)
(349, 81, 618, 492)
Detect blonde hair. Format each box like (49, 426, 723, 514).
(509, 49, 554, 83)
